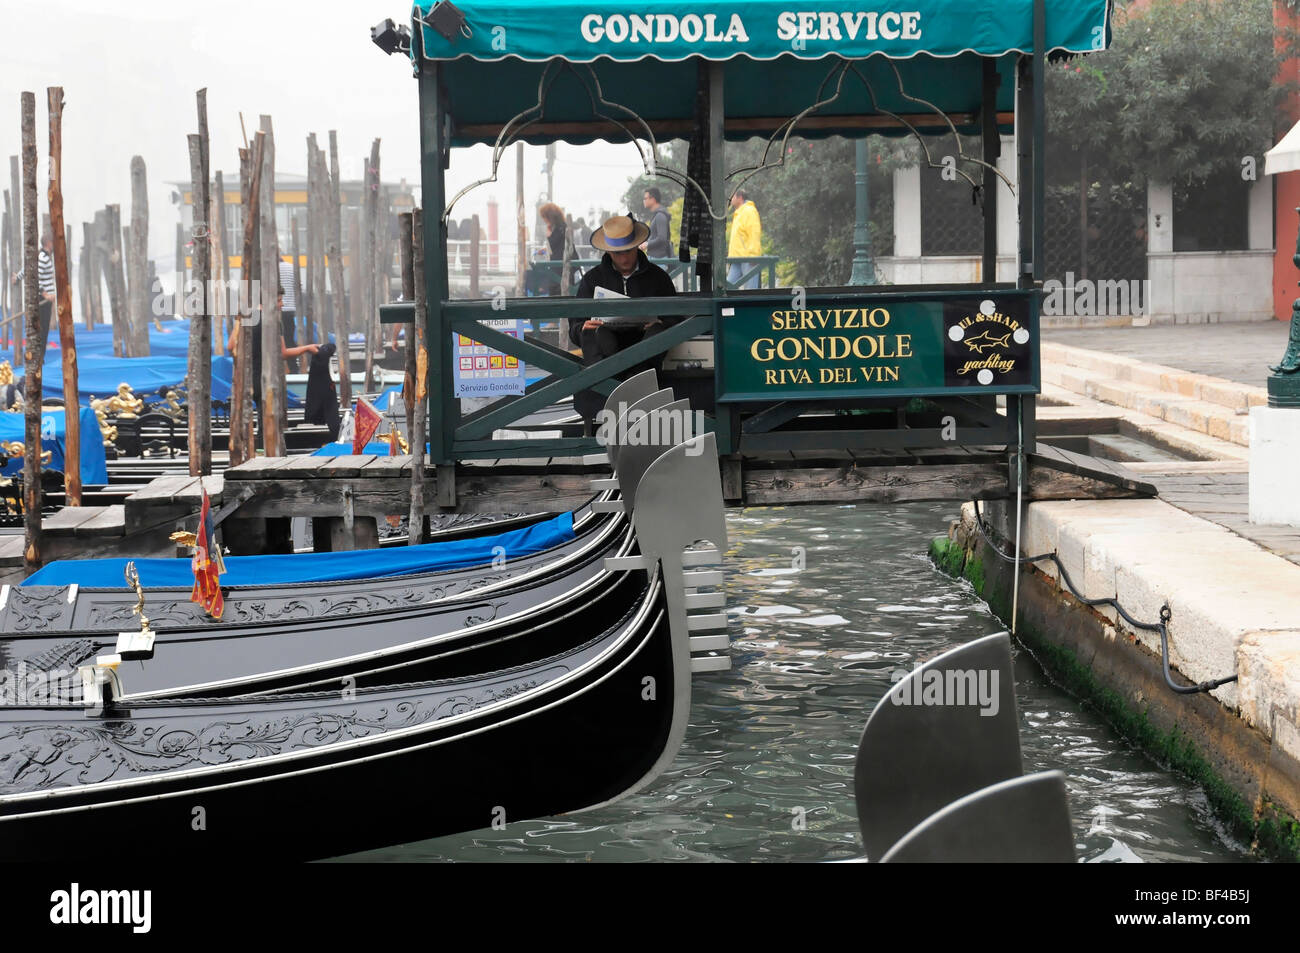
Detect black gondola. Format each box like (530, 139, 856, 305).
(0, 430, 729, 860)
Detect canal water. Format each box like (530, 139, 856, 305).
(344, 502, 1250, 863)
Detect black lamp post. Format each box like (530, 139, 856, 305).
(849, 138, 876, 286)
(1268, 206, 1300, 407)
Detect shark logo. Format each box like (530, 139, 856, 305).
(963, 331, 1010, 355)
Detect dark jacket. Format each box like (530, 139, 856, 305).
(571, 251, 677, 347)
(305, 340, 341, 441)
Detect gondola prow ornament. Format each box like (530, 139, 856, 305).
(76, 561, 157, 712)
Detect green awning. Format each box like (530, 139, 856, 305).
(411, 1, 1111, 145)
(414, 0, 1111, 63)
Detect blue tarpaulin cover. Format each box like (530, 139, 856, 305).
(2, 318, 300, 406)
(23, 510, 575, 588)
(0, 408, 109, 484)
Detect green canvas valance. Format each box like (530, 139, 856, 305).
(413, 0, 1110, 64)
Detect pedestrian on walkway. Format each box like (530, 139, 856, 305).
(727, 189, 762, 290)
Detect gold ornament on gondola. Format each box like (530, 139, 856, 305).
(0, 440, 52, 465)
(124, 560, 150, 634)
(377, 427, 410, 453)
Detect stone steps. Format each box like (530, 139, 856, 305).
(1042, 342, 1266, 448)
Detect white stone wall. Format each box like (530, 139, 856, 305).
(1142, 180, 1274, 323)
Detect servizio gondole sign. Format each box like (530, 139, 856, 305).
(714, 290, 1040, 402)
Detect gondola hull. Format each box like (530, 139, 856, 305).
(1, 504, 614, 635)
(1, 520, 640, 703)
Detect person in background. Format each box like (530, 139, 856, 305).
(9, 231, 56, 354)
(227, 285, 319, 448)
(641, 188, 674, 259)
(539, 202, 574, 296)
(277, 256, 300, 351)
(727, 188, 762, 290)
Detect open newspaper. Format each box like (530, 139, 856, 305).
(591, 285, 647, 328)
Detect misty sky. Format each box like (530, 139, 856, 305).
(0, 0, 645, 275)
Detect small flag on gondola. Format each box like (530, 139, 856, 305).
(388, 425, 400, 456)
(190, 487, 226, 620)
(353, 397, 382, 453)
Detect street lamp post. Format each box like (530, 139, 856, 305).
(1268, 206, 1300, 407)
(849, 138, 875, 286)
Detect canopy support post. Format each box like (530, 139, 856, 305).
(418, 61, 453, 469)
(980, 58, 999, 286)
(709, 61, 726, 297)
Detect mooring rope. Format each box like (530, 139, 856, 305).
(970, 499, 1237, 695)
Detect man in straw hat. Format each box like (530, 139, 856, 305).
(570, 213, 678, 425)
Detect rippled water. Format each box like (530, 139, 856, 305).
(343, 503, 1250, 863)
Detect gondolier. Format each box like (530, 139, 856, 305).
(570, 214, 677, 424)
(9, 231, 56, 354)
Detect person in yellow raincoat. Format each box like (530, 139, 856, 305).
(727, 189, 762, 289)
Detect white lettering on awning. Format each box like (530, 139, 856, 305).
(775, 10, 923, 43)
(581, 12, 749, 44)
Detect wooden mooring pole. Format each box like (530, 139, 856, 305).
(47, 86, 80, 508)
(10, 155, 23, 368)
(187, 88, 212, 475)
(127, 156, 149, 356)
(258, 115, 284, 456)
(328, 131, 352, 412)
(20, 92, 41, 568)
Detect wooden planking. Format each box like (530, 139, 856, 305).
(42, 505, 109, 533)
(226, 471, 595, 517)
(318, 455, 378, 478)
(0, 534, 24, 567)
(175, 474, 225, 505)
(126, 474, 198, 504)
(224, 455, 301, 480)
(277, 454, 333, 475)
(743, 463, 1009, 506)
(71, 505, 127, 536)
(362, 455, 415, 478)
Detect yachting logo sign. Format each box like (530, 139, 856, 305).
(943, 297, 1033, 389)
(49, 883, 152, 934)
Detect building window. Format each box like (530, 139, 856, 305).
(1173, 170, 1250, 252)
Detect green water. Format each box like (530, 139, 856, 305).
(343, 502, 1250, 863)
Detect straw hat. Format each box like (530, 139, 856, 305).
(590, 214, 650, 252)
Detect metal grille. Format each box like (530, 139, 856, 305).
(1173, 170, 1250, 252)
(920, 165, 984, 257)
(1041, 137, 1147, 284)
(1042, 180, 1147, 283)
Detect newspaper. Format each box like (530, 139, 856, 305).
(592, 285, 646, 328)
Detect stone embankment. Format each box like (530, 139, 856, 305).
(929, 334, 1300, 859)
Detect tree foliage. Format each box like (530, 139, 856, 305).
(1047, 0, 1294, 187)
